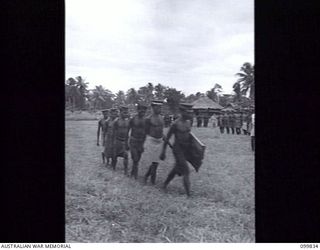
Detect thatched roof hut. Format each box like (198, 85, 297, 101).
(222, 106, 235, 112)
(221, 103, 236, 112)
(191, 96, 223, 110)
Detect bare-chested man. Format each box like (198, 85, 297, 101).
(160, 103, 194, 197)
(144, 100, 165, 184)
(103, 108, 118, 167)
(112, 105, 130, 175)
(128, 102, 148, 179)
(97, 109, 109, 164)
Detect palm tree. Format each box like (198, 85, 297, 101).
(164, 87, 185, 114)
(232, 82, 242, 103)
(114, 90, 126, 106)
(235, 62, 254, 99)
(154, 83, 166, 100)
(90, 85, 107, 110)
(74, 76, 89, 110)
(138, 83, 154, 105)
(126, 88, 140, 104)
(101, 88, 115, 109)
(195, 92, 205, 99)
(66, 77, 81, 111)
(206, 83, 222, 103)
(185, 94, 197, 103)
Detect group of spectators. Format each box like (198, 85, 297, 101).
(166, 111, 253, 136)
(195, 113, 212, 127)
(216, 111, 253, 135)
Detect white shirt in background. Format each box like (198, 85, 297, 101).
(251, 113, 255, 137)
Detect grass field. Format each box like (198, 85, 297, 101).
(65, 110, 100, 121)
(66, 120, 255, 242)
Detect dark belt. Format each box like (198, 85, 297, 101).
(130, 136, 145, 143)
(116, 137, 126, 141)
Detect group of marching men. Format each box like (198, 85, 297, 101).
(97, 100, 196, 197)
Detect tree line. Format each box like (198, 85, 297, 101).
(65, 62, 254, 113)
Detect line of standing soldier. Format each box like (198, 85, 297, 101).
(216, 111, 249, 135)
(96, 100, 196, 197)
(196, 113, 211, 127)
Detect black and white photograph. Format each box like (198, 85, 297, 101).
(65, 0, 254, 242)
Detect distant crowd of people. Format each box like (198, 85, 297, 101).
(215, 111, 253, 135)
(161, 110, 254, 137)
(216, 111, 255, 151)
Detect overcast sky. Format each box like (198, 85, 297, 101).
(66, 0, 254, 95)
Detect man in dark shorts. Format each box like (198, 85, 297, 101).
(234, 111, 243, 135)
(103, 108, 118, 167)
(97, 109, 109, 164)
(221, 112, 228, 134)
(112, 105, 130, 175)
(196, 114, 202, 127)
(251, 113, 255, 151)
(160, 103, 194, 197)
(225, 111, 231, 134)
(216, 113, 223, 133)
(229, 111, 236, 134)
(144, 100, 165, 184)
(203, 113, 209, 127)
(128, 102, 148, 179)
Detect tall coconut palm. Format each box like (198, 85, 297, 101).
(154, 83, 166, 100)
(232, 82, 242, 103)
(196, 92, 205, 99)
(164, 87, 185, 114)
(138, 82, 154, 105)
(90, 85, 107, 110)
(126, 88, 140, 105)
(103, 89, 115, 108)
(235, 62, 254, 100)
(206, 83, 222, 103)
(114, 90, 126, 106)
(75, 76, 89, 109)
(66, 77, 81, 111)
(185, 94, 197, 103)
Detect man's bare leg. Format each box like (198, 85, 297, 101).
(163, 168, 177, 189)
(150, 162, 158, 184)
(131, 161, 138, 179)
(144, 164, 152, 183)
(183, 174, 191, 197)
(112, 157, 117, 170)
(123, 155, 128, 176)
(101, 152, 105, 164)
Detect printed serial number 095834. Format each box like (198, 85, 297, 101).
(300, 244, 318, 248)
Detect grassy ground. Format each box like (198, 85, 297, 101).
(65, 121, 255, 242)
(65, 110, 100, 121)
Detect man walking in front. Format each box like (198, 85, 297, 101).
(229, 111, 236, 135)
(251, 113, 255, 151)
(144, 100, 165, 185)
(160, 103, 194, 197)
(112, 105, 130, 175)
(216, 113, 221, 133)
(235, 111, 243, 135)
(128, 102, 148, 179)
(223, 112, 230, 134)
(103, 108, 118, 167)
(97, 109, 109, 164)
